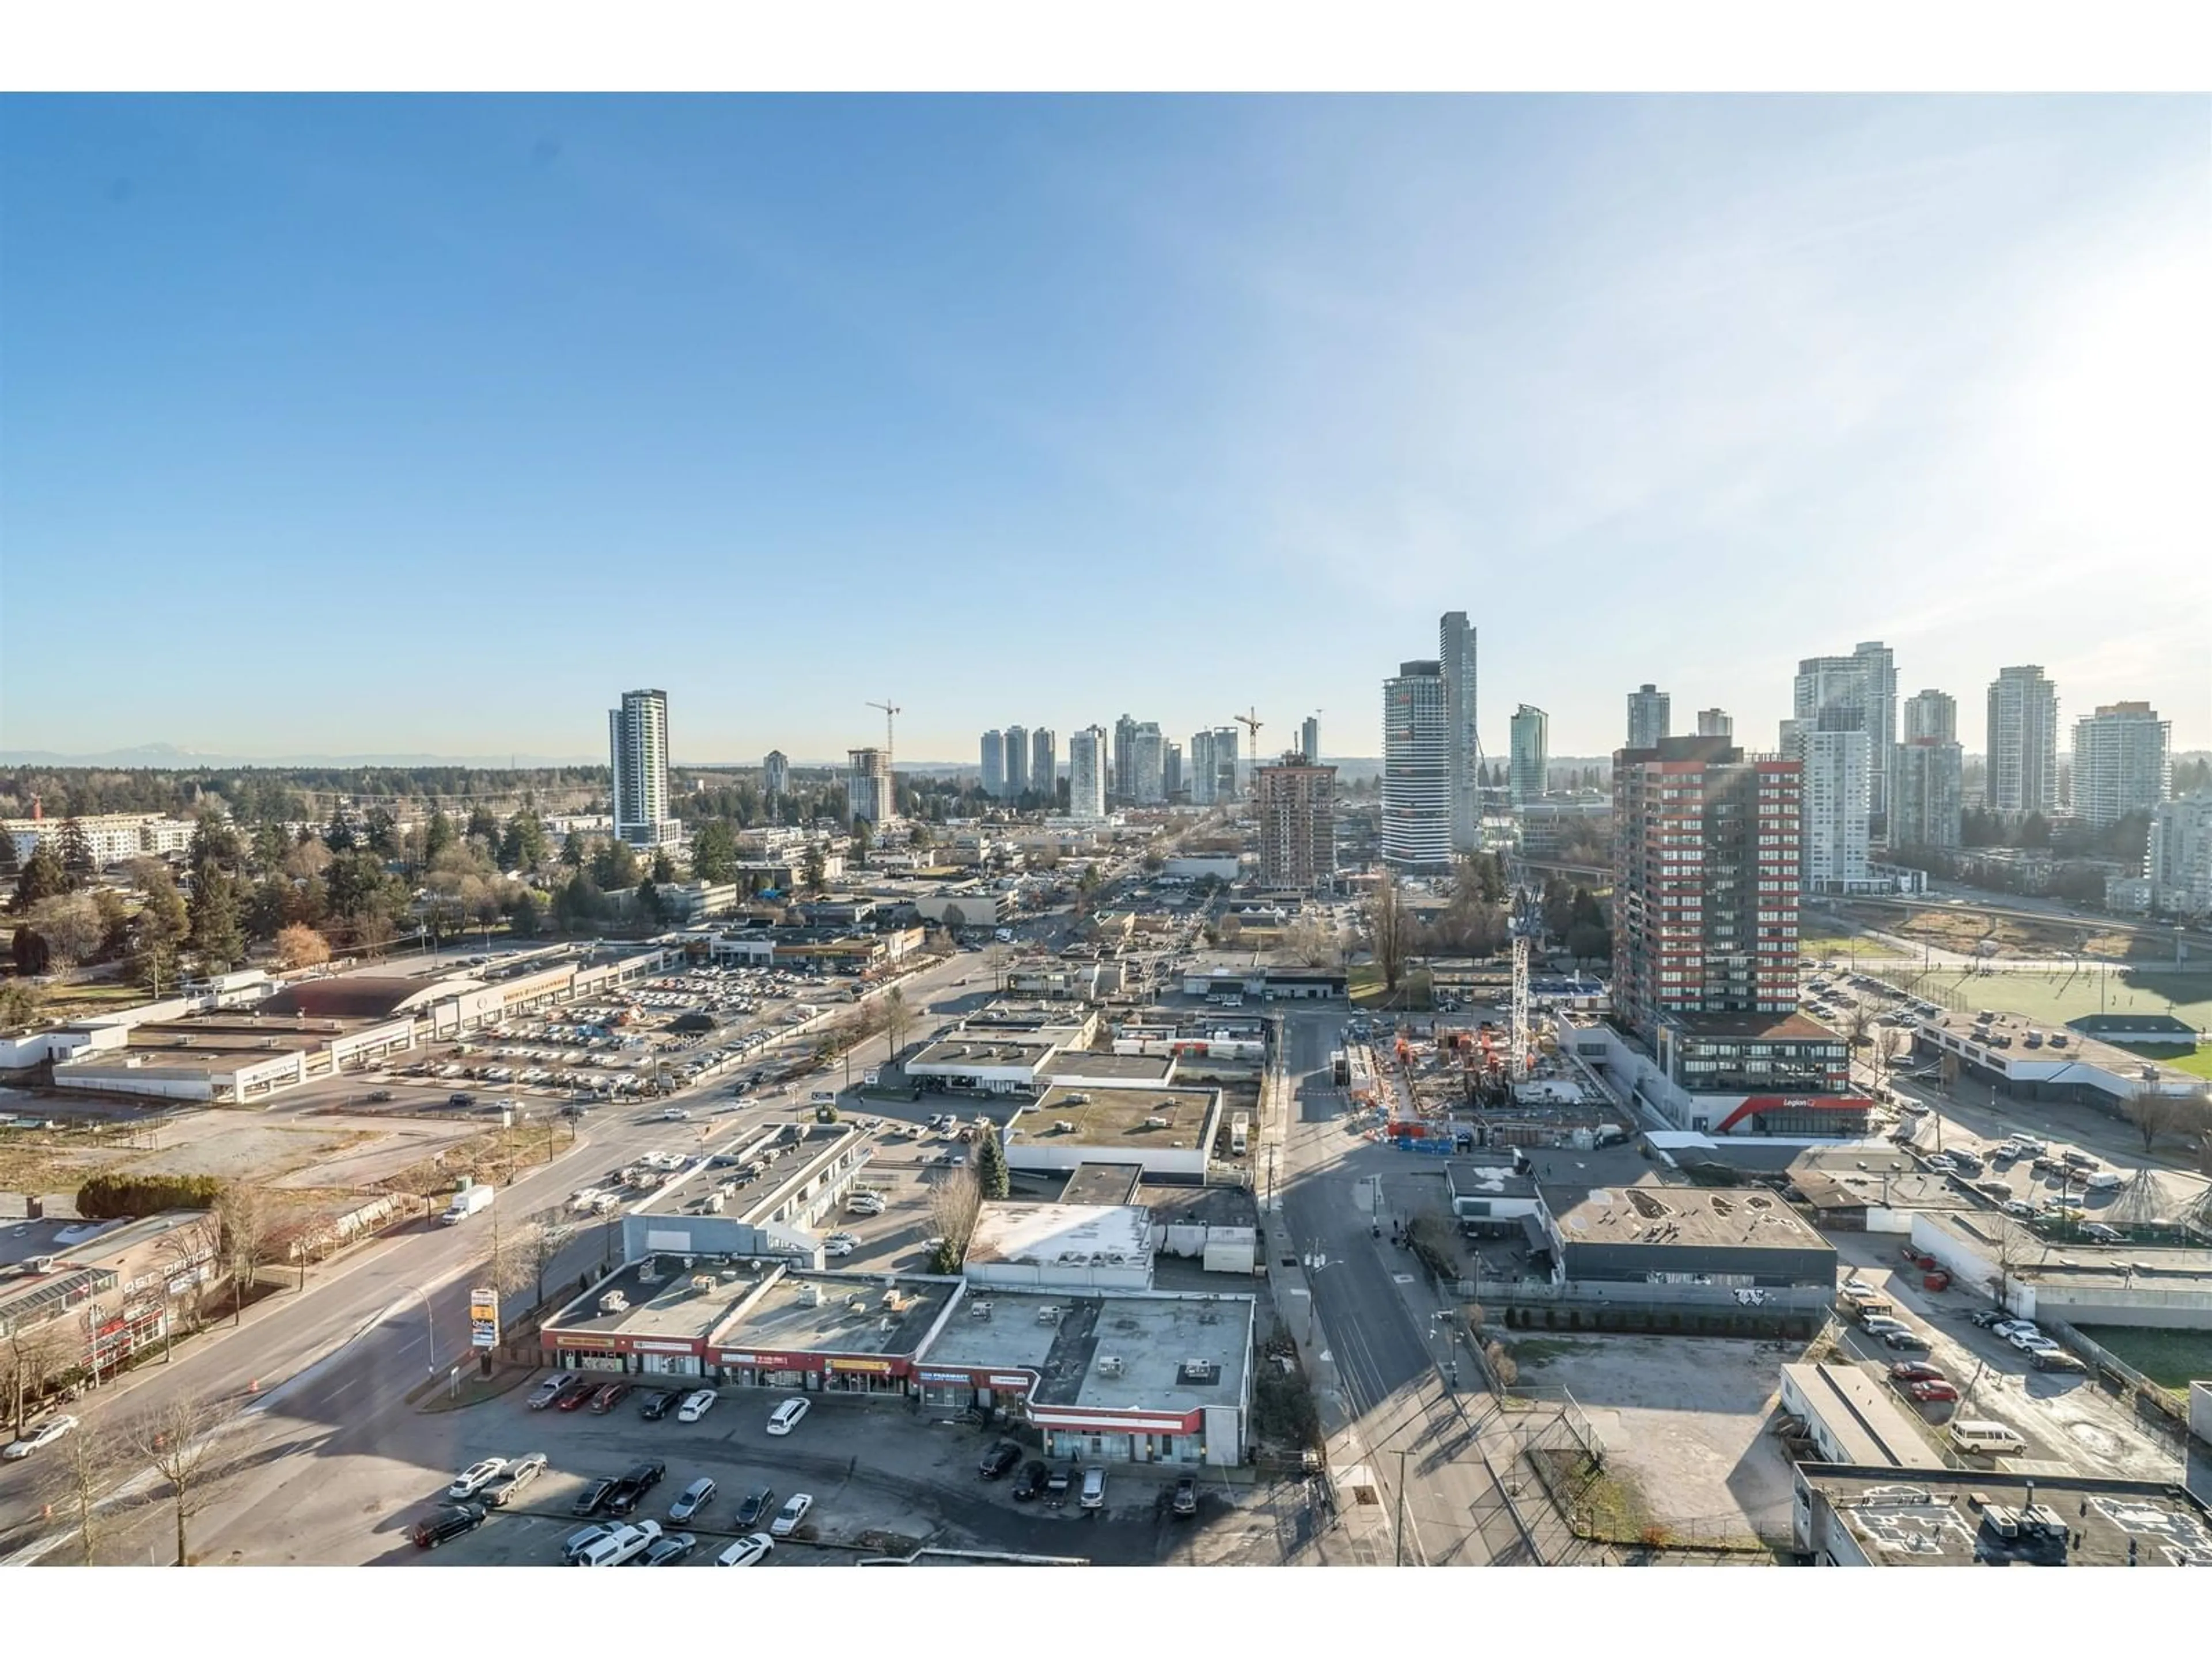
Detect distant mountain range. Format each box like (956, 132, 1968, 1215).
(0, 743, 603, 769)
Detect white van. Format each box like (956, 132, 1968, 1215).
(1949, 1421, 2028, 1457)
(2082, 1171, 2124, 1191)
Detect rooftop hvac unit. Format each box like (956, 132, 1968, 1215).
(1097, 1355, 1124, 1376)
(880, 1316, 895, 1332)
(1144, 1116, 1169, 1129)
(1054, 1120, 1075, 1132)
(1037, 1305, 1063, 1323)
(801, 1283, 823, 1306)
(690, 1274, 714, 1293)
(598, 1291, 630, 1314)
(847, 1296, 868, 1312)
(1180, 1358, 1213, 1380)
(639, 1263, 662, 1285)
(970, 1300, 994, 1319)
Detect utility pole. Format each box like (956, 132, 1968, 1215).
(1394, 1446, 1410, 1566)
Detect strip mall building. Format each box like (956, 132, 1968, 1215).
(539, 1260, 1255, 1468)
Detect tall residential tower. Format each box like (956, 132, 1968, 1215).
(1382, 661, 1450, 870)
(609, 688, 676, 848)
(1440, 611, 1481, 853)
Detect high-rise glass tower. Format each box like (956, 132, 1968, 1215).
(1382, 661, 1450, 869)
(1440, 611, 1480, 853)
(609, 688, 674, 847)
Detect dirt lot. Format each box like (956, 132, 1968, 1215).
(1501, 1333, 1801, 1548)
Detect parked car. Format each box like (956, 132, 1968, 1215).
(527, 1375, 578, 1411)
(1907, 1380, 1961, 1404)
(2002, 1200, 2038, 1219)
(481, 1452, 547, 1507)
(669, 1476, 718, 1522)
(570, 1478, 616, 1518)
(411, 1503, 487, 1548)
(1172, 1475, 1199, 1517)
(366, 1089, 395, 1103)
(769, 1492, 815, 1537)
(556, 1381, 595, 1412)
(2032, 1349, 2089, 1373)
(641, 1531, 698, 1566)
(1012, 1459, 1052, 1502)
(734, 1483, 777, 1529)
(589, 1382, 632, 1414)
(446, 1457, 509, 1501)
(2, 1415, 79, 1461)
(1969, 1309, 2010, 1328)
(1993, 1320, 2041, 1341)
(766, 1397, 809, 1436)
(562, 1522, 615, 1563)
(638, 1390, 679, 1421)
(715, 1532, 775, 1567)
(979, 1441, 1022, 1480)
(1881, 1329, 1931, 1352)
(1889, 1362, 1946, 1384)
(2081, 1222, 2126, 1244)
(1080, 1466, 1107, 1509)
(676, 1389, 718, 1423)
(2009, 1331, 2061, 1355)
(605, 1459, 666, 1517)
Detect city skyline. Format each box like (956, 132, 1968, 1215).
(5, 96, 2207, 761)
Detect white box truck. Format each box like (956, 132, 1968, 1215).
(441, 1184, 496, 1226)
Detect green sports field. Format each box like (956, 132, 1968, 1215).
(2070, 1325, 2212, 1392)
(1888, 964, 2212, 1033)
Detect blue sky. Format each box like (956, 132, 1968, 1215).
(3, 95, 2206, 764)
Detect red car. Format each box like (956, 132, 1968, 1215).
(1907, 1379, 1960, 1404)
(589, 1382, 632, 1415)
(1889, 1362, 1946, 1385)
(556, 1381, 596, 1412)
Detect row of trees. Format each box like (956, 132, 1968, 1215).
(0, 764, 608, 827)
(1363, 863, 1611, 993)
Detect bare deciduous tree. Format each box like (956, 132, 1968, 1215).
(273, 923, 331, 970)
(213, 1181, 272, 1327)
(1366, 873, 1411, 995)
(41, 1412, 126, 1565)
(6, 1321, 71, 1440)
(882, 987, 910, 1064)
(927, 1164, 983, 1273)
(129, 1391, 237, 1567)
(151, 1214, 221, 1351)
(2123, 1086, 2186, 1156)
(27, 893, 104, 967)
(1990, 1218, 2040, 1308)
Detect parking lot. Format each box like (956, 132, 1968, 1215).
(1824, 1248, 2184, 1482)
(387, 1383, 1255, 1566)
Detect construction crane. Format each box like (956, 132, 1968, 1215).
(1233, 706, 1263, 796)
(1508, 884, 1542, 1079)
(865, 699, 901, 774)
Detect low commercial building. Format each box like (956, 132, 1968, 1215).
(1005, 1085, 1224, 1181)
(964, 1201, 1156, 1291)
(709, 1271, 961, 1396)
(1916, 1009, 2206, 1111)
(620, 1122, 872, 1263)
(912, 889, 1014, 928)
(916, 1289, 1253, 1466)
(906, 1035, 1062, 1096)
(1444, 1158, 1545, 1232)
(1535, 1180, 1837, 1291)
(53, 1010, 419, 1104)
(1179, 968, 1344, 1001)
(1778, 1363, 1946, 1471)
(1907, 1210, 2212, 1330)
(1037, 1050, 1179, 1090)
(1793, 1465, 2212, 1566)
(540, 1258, 782, 1381)
(2065, 1013, 2202, 1050)
(0, 1212, 224, 1382)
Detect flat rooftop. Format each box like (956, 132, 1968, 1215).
(1039, 1051, 1177, 1084)
(909, 1036, 1062, 1071)
(1019, 1086, 1219, 1147)
(1031, 1293, 1255, 1414)
(544, 1258, 770, 1343)
(1063, 1162, 1145, 1206)
(1446, 1160, 1541, 1203)
(1783, 1363, 1945, 1469)
(1929, 1009, 2201, 1087)
(1668, 1012, 1841, 1043)
(719, 1271, 954, 1358)
(1541, 1183, 1830, 1253)
(966, 1202, 1152, 1268)
(1804, 1467, 2212, 1566)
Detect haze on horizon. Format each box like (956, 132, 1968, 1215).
(3, 95, 2207, 764)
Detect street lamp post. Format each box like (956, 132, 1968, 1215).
(401, 1284, 437, 1373)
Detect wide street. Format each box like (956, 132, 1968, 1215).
(1271, 1007, 1537, 1565)
(0, 942, 990, 1563)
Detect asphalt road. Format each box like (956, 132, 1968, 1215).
(1272, 1008, 1525, 1565)
(0, 946, 989, 1562)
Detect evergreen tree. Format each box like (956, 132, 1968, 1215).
(188, 867, 246, 971)
(128, 873, 190, 993)
(423, 809, 457, 864)
(638, 876, 666, 924)
(249, 823, 292, 872)
(0, 827, 18, 882)
(56, 817, 96, 888)
(690, 819, 738, 883)
(11, 842, 67, 913)
(324, 813, 358, 853)
(974, 1124, 1010, 1199)
(465, 804, 501, 845)
(650, 848, 676, 885)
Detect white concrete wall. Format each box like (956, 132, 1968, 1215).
(1005, 1140, 1207, 1181)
